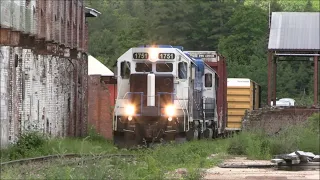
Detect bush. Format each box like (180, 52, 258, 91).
(87, 126, 107, 142)
(306, 113, 320, 133)
(16, 131, 47, 150)
(227, 133, 247, 155)
(6, 131, 48, 160)
(227, 113, 320, 159)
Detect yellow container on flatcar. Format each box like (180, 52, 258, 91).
(226, 78, 261, 129)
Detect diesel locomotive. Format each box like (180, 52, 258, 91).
(112, 45, 224, 147)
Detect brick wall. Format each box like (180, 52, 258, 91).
(242, 107, 319, 134)
(88, 75, 114, 140)
(0, 46, 10, 147)
(0, 46, 88, 147)
(0, 0, 96, 148)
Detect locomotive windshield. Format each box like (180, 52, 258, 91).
(205, 73, 213, 87)
(156, 63, 173, 72)
(120, 61, 130, 79)
(135, 62, 152, 72)
(178, 62, 187, 79)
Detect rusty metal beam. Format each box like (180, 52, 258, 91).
(273, 57, 277, 106)
(314, 55, 319, 106)
(0, 28, 20, 46)
(275, 53, 320, 56)
(267, 51, 273, 106)
(19, 34, 36, 48)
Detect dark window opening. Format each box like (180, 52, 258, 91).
(178, 62, 187, 79)
(156, 63, 173, 72)
(120, 61, 131, 79)
(14, 54, 19, 68)
(205, 73, 212, 87)
(135, 62, 152, 72)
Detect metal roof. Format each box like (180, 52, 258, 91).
(85, 7, 101, 17)
(88, 55, 114, 76)
(268, 12, 320, 51)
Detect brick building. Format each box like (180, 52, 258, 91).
(0, 0, 100, 148)
(88, 55, 116, 140)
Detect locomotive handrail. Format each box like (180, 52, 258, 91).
(157, 92, 175, 115)
(127, 92, 144, 116)
(182, 86, 190, 131)
(113, 77, 126, 130)
(157, 92, 188, 131)
(113, 91, 131, 130)
(114, 91, 189, 131)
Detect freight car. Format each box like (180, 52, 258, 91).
(112, 45, 227, 147)
(226, 78, 262, 130)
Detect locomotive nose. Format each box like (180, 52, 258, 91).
(147, 73, 156, 106)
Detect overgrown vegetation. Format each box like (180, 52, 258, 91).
(0, 129, 118, 162)
(227, 113, 320, 159)
(1, 114, 319, 179)
(1, 132, 227, 179)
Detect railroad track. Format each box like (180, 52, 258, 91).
(1, 153, 137, 167)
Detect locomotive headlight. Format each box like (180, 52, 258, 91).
(165, 105, 175, 117)
(149, 48, 158, 61)
(125, 105, 135, 116)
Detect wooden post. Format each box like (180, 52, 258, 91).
(314, 55, 319, 106)
(273, 57, 277, 106)
(267, 51, 273, 106)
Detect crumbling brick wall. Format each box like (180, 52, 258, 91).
(0, 0, 91, 148)
(0, 47, 88, 147)
(242, 107, 319, 134)
(88, 75, 113, 140)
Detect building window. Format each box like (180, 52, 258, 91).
(156, 63, 173, 72)
(26, 0, 31, 7)
(120, 61, 130, 79)
(178, 62, 187, 79)
(135, 63, 152, 72)
(205, 73, 212, 87)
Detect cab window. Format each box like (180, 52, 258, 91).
(178, 62, 187, 79)
(156, 63, 173, 72)
(136, 63, 152, 72)
(205, 73, 212, 87)
(120, 61, 130, 79)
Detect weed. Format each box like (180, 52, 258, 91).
(183, 168, 204, 180)
(226, 113, 320, 159)
(87, 126, 108, 142)
(0, 131, 48, 160)
(2, 113, 318, 179)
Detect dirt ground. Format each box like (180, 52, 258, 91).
(203, 156, 320, 180)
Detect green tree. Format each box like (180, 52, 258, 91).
(218, 5, 268, 65)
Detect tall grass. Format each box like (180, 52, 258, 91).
(1, 113, 318, 179)
(0, 127, 118, 162)
(1, 138, 227, 179)
(227, 113, 320, 159)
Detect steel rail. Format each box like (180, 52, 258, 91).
(0, 153, 136, 167)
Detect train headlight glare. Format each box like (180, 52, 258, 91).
(165, 105, 175, 117)
(125, 105, 135, 116)
(150, 48, 158, 61)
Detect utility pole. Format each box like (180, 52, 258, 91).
(268, 1, 271, 29)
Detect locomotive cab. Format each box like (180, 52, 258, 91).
(113, 45, 220, 148)
(113, 45, 191, 147)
